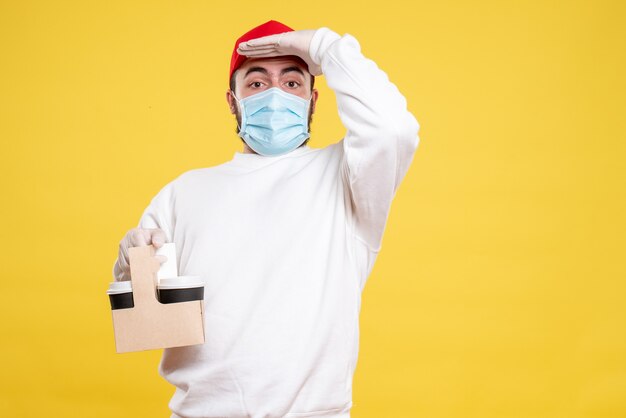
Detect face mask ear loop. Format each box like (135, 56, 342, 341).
(231, 90, 243, 132)
(306, 92, 314, 120)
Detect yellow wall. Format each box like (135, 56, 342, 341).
(1, 1, 624, 416)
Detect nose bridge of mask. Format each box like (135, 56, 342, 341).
(263, 90, 287, 111)
(242, 87, 310, 115)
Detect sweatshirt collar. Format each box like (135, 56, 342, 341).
(231, 144, 313, 165)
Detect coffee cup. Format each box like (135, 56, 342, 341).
(107, 281, 134, 310)
(156, 242, 178, 280)
(158, 275, 204, 304)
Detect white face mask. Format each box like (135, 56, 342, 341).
(232, 87, 313, 156)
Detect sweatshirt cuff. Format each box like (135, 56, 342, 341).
(309, 27, 342, 67)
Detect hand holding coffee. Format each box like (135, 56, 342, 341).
(108, 242, 205, 310)
(113, 227, 168, 282)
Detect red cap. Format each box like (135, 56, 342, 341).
(229, 20, 294, 81)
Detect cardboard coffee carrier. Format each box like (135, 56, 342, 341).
(109, 244, 205, 353)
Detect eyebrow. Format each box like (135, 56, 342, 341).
(244, 66, 305, 78)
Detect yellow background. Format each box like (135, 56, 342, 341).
(1, 0, 624, 417)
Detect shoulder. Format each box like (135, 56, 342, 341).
(170, 160, 235, 187)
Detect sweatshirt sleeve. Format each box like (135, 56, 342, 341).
(309, 28, 420, 252)
(111, 182, 176, 281)
(136, 182, 176, 239)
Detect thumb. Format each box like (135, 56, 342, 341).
(149, 229, 166, 248)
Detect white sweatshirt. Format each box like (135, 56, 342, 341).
(113, 28, 420, 418)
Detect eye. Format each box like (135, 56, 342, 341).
(249, 81, 264, 89)
(285, 81, 300, 89)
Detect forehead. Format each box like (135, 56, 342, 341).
(237, 56, 310, 78)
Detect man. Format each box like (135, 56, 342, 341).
(113, 20, 420, 418)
